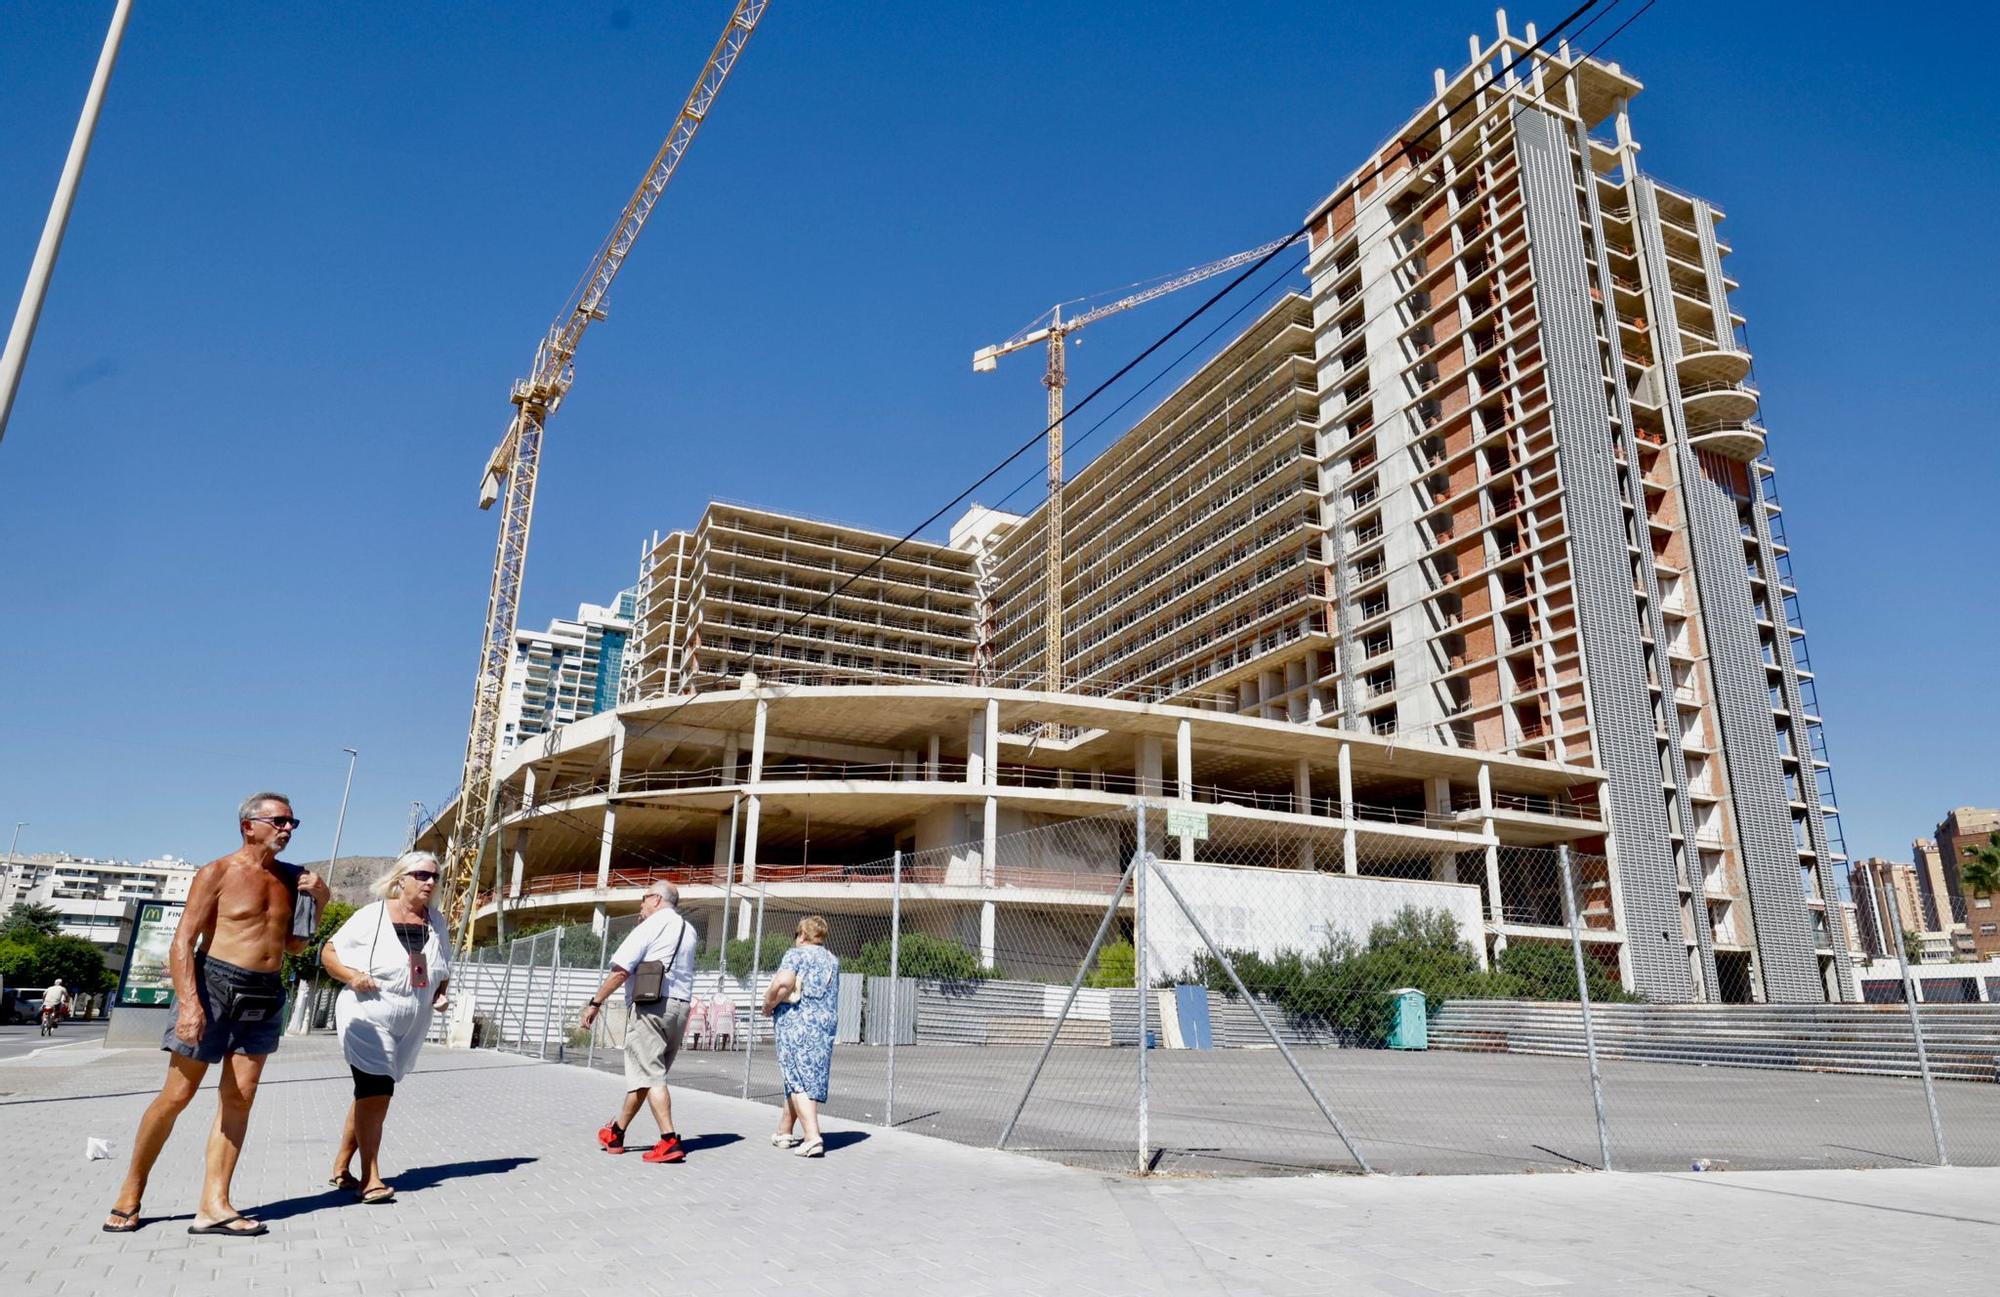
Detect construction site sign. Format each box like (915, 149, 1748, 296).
(1167, 807, 1210, 841)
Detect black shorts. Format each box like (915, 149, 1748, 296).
(161, 955, 285, 1063)
(351, 1065, 395, 1099)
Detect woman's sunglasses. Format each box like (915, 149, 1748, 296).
(406, 870, 440, 883)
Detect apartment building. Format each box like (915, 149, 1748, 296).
(1287, 19, 1852, 1004)
(1847, 857, 1928, 961)
(1911, 837, 1977, 959)
(0, 854, 197, 966)
(626, 502, 979, 700)
(499, 590, 635, 750)
(1936, 807, 2000, 958)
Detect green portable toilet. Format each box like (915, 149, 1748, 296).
(1386, 987, 1427, 1049)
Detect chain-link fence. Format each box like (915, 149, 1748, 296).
(457, 802, 2000, 1176)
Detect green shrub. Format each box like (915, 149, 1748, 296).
(848, 932, 995, 980)
(1493, 938, 1637, 1003)
(1088, 939, 1136, 988)
(1164, 906, 1638, 1047)
(694, 935, 788, 977)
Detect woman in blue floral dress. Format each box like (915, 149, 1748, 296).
(763, 915, 840, 1158)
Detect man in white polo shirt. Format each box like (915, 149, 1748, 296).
(579, 881, 698, 1163)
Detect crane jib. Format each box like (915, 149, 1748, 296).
(442, 0, 772, 951)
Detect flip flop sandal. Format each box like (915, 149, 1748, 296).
(360, 1186, 397, 1205)
(102, 1207, 141, 1234)
(187, 1215, 268, 1237)
(328, 1173, 363, 1194)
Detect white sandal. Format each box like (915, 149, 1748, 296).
(770, 1133, 804, 1148)
(794, 1138, 825, 1158)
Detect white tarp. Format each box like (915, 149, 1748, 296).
(1143, 860, 1488, 980)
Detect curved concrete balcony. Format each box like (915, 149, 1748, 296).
(1678, 378, 1760, 423)
(1686, 419, 1767, 462)
(1675, 343, 1752, 385)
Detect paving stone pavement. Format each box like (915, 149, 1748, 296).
(2, 1037, 1995, 1296)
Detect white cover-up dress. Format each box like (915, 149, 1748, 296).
(330, 902, 452, 1082)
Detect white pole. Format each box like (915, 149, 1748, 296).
(885, 848, 902, 1128)
(743, 889, 765, 1099)
(0, 0, 134, 445)
(1880, 874, 1949, 1166)
(326, 748, 358, 892)
(1135, 801, 1150, 1175)
(4, 822, 24, 873)
(1558, 846, 1614, 1171)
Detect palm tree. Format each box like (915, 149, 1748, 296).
(1961, 831, 2000, 899)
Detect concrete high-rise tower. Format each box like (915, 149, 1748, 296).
(1298, 18, 1851, 1002)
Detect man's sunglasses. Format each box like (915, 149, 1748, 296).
(248, 816, 302, 830)
(405, 870, 440, 883)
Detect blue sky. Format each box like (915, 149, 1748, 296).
(2, 1, 1994, 868)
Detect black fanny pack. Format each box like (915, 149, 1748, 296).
(227, 988, 284, 1024)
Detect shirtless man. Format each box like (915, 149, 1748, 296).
(103, 793, 330, 1237)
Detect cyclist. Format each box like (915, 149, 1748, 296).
(39, 979, 69, 1036)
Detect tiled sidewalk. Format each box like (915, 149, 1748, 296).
(2, 1037, 1994, 1296)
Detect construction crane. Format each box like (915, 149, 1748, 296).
(972, 233, 1301, 693)
(443, 0, 770, 946)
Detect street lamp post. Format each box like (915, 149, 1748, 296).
(1, 0, 134, 446)
(326, 748, 359, 895)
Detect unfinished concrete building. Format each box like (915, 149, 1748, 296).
(625, 501, 979, 700)
(1291, 19, 1851, 1002)
(436, 22, 1855, 1005)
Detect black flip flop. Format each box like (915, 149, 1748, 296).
(102, 1207, 140, 1234)
(187, 1215, 268, 1237)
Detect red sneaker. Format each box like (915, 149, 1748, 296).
(598, 1120, 627, 1154)
(641, 1134, 686, 1164)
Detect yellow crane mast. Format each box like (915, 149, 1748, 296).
(972, 234, 1299, 693)
(444, 0, 771, 945)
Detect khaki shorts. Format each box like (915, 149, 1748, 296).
(623, 1000, 690, 1089)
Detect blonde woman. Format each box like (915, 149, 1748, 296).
(320, 852, 451, 1203)
(762, 915, 840, 1157)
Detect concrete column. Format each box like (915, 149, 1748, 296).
(1137, 735, 1165, 798)
(1295, 759, 1315, 869)
(1478, 761, 1506, 949)
(1176, 719, 1195, 863)
(597, 723, 625, 890)
(927, 733, 941, 779)
(742, 695, 769, 883)
(596, 806, 616, 890)
(591, 905, 607, 935)
(979, 900, 997, 968)
(982, 796, 998, 886)
(983, 699, 1001, 786)
(966, 710, 986, 785)
(1338, 742, 1357, 876)
(1428, 776, 1456, 883)
(722, 732, 740, 784)
(508, 827, 530, 899)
